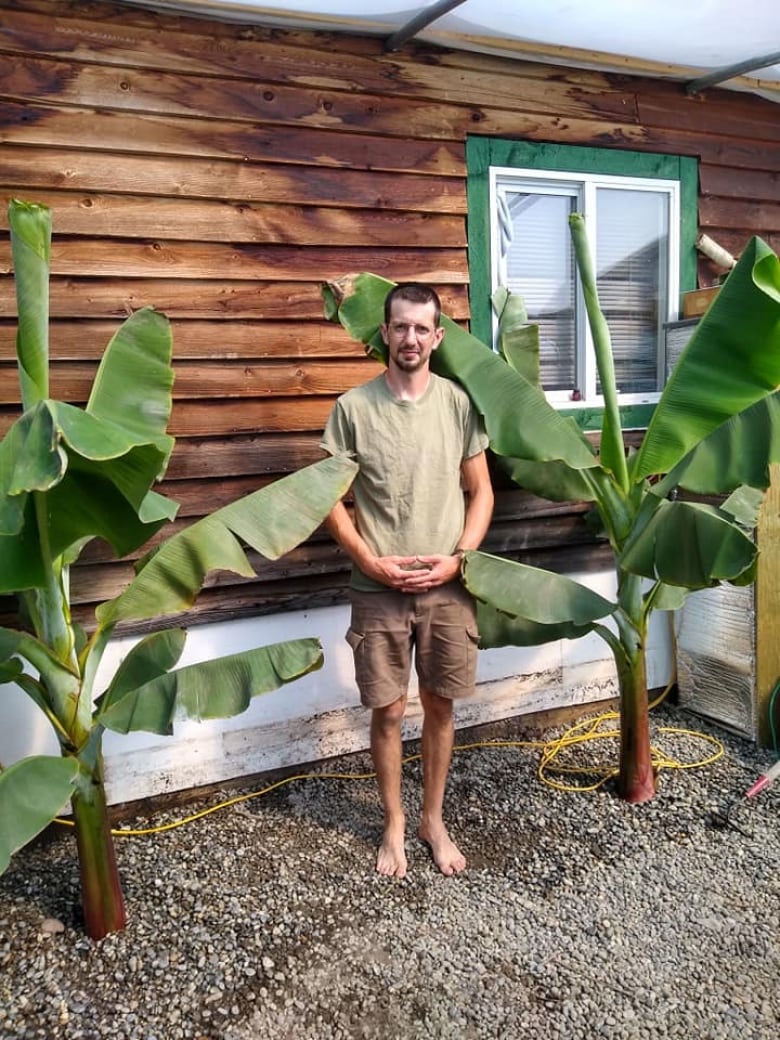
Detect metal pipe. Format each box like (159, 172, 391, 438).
(384, 0, 469, 52)
(686, 50, 780, 94)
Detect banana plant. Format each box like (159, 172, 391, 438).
(323, 217, 780, 803)
(0, 200, 358, 938)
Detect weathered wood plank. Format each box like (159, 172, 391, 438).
(0, 319, 370, 361)
(0, 101, 466, 176)
(640, 125, 780, 173)
(636, 88, 780, 145)
(163, 397, 338, 438)
(0, 394, 339, 437)
(164, 433, 326, 478)
(0, 278, 472, 321)
(0, 145, 468, 212)
(699, 163, 780, 204)
(755, 464, 780, 747)
(0, 237, 468, 282)
(0, 188, 467, 246)
(699, 195, 780, 234)
(0, 358, 384, 404)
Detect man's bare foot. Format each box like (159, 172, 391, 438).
(376, 818, 407, 878)
(418, 823, 466, 876)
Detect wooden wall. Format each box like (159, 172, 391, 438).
(2, 0, 779, 630)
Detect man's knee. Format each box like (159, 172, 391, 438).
(372, 695, 406, 731)
(418, 686, 453, 722)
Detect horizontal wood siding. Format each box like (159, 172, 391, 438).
(1, 0, 779, 630)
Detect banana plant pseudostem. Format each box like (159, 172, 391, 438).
(0, 200, 358, 938)
(322, 215, 780, 803)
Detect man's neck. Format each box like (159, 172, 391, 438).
(384, 364, 431, 402)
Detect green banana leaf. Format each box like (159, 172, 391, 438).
(619, 497, 758, 588)
(0, 626, 79, 689)
(0, 403, 178, 592)
(96, 638, 325, 735)
(7, 191, 178, 580)
(0, 658, 23, 683)
(86, 306, 174, 450)
(97, 453, 358, 627)
(491, 287, 540, 385)
(569, 214, 629, 491)
(475, 600, 598, 648)
(462, 551, 616, 626)
(635, 237, 780, 480)
(9, 199, 51, 408)
(644, 582, 691, 612)
(0, 756, 78, 873)
(720, 485, 767, 528)
(498, 456, 600, 504)
(95, 628, 187, 718)
(323, 273, 599, 471)
(653, 392, 780, 498)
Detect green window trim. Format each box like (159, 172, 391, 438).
(466, 137, 699, 430)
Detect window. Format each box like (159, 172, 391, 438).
(467, 140, 698, 424)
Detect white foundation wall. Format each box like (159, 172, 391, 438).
(0, 569, 673, 806)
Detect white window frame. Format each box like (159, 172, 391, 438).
(488, 166, 681, 409)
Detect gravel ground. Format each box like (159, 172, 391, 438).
(1, 700, 779, 1040)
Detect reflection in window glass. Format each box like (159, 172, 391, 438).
(502, 193, 576, 391)
(596, 189, 669, 394)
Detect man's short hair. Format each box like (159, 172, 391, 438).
(384, 283, 442, 326)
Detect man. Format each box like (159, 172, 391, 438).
(321, 282, 494, 879)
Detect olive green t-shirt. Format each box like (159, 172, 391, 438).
(321, 373, 489, 591)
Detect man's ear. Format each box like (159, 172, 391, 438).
(431, 326, 445, 351)
(379, 322, 390, 345)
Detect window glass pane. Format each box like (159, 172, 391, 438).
(500, 192, 576, 392)
(596, 188, 669, 394)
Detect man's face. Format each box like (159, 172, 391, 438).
(381, 299, 444, 374)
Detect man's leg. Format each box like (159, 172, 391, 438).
(417, 686, 466, 876)
(370, 694, 408, 878)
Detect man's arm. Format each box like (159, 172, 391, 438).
(456, 450, 494, 551)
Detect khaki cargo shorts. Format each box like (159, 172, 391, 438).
(345, 582, 480, 709)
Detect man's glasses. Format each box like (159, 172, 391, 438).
(387, 323, 437, 339)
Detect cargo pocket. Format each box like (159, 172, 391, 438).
(345, 627, 367, 687)
(464, 622, 480, 684)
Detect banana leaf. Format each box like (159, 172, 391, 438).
(0, 756, 78, 874)
(653, 391, 780, 498)
(97, 453, 358, 627)
(86, 307, 174, 450)
(619, 497, 758, 588)
(476, 600, 598, 648)
(491, 286, 540, 385)
(9, 199, 51, 408)
(498, 456, 599, 503)
(95, 628, 187, 717)
(97, 638, 325, 735)
(462, 551, 616, 626)
(569, 214, 629, 491)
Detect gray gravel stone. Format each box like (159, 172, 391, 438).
(1, 702, 780, 1039)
